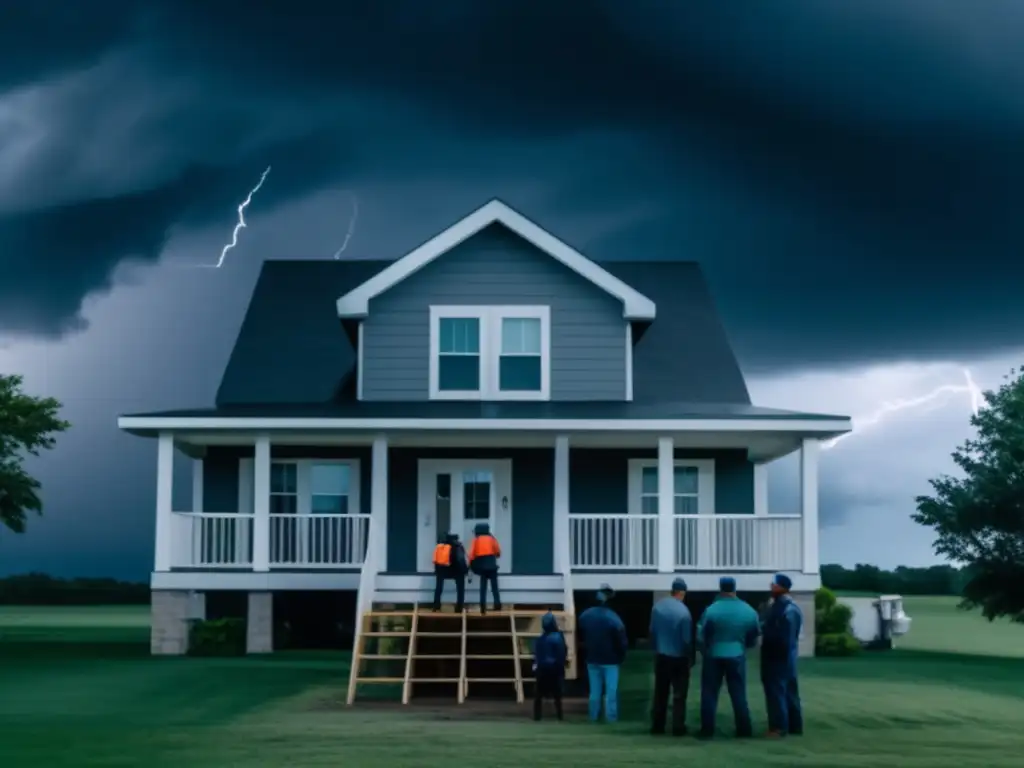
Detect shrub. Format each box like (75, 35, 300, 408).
(815, 586, 837, 612)
(188, 618, 246, 656)
(816, 632, 862, 657)
(817, 602, 854, 635)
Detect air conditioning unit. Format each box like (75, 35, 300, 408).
(839, 594, 912, 649)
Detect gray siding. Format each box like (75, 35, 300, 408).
(362, 224, 627, 401)
(386, 447, 555, 574)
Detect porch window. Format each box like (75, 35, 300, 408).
(437, 317, 481, 392)
(429, 305, 550, 400)
(270, 462, 298, 514)
(639, 466, 700, 515)
(310, 462, 351, 514)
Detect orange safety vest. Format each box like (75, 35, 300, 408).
(433, 543, 452, 566)
(469, 534, 500, 561)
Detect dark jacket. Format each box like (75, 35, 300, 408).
(469, 523, 500, 574)
(434, 535, 468, 576)
(761, 595, 802, 670)
(578, 605, 628, 666)
(533, 613, 568, 675)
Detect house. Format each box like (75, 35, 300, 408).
(118, 199, 851, 658)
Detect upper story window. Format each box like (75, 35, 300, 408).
(429, 305, 550, 400)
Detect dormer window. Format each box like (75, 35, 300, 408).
(429, 305, 550, 400)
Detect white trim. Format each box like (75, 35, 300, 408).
(371, 435, 389, 571)
(191, 458, 204, 513)
(119, 415, 853, 434)
(800, 438, 820, 575)
(356, 321, 365, 401)
(753, 463, 768, 517)
(627, 458, 717, 517)
(571, 571, 820, 594)
(624, 323, 634, 402)
(336, 199, 657, 320)
(428, 305, 551, 401)
(154, 432, 174, 572)
(553, 435, 570, 573)
(656, 438, 674, 573)
(252, 435, 271, 572)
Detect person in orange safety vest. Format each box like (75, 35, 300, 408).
(468, 522, 502, 614)
(432, 532, 467, 612)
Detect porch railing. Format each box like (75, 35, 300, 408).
(169, 512, 371, 569)
(569, 513, 802, 571)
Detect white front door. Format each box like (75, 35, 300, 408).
(417, 460, 513, 573)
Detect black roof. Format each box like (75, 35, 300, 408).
(211, 258, 753, 408)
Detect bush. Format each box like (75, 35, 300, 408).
(189, 618, 246, 656)
(815, 586, 837, 612)
(817, 602, 854, 635)
(816, 632, 862, 657)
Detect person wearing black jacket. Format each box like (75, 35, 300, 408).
(431, 533, 467, 612)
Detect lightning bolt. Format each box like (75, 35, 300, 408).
(823, 367, 986, 450)
(331, 191, 359, 259)
(193, 166, 271, 268)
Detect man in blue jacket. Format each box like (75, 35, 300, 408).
(761, 572, 804, 737)
(648, 577, 693, 736)
(696, 576, 759, 739)
(578, 584, 628, 723)
(532, 612, 568, 721)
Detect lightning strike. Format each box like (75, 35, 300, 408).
(331, 191, 359, 259)
(200, 166, 271, 268)
(823, 367, 986, 450)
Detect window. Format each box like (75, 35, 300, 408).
(629, 460, 713, 516)
(499, 317, 542, 391)
(429, 306, 550, 400)
(462, 470, 493, 521)
(270, 462, 298, 515)
(310, 463, 351, 514)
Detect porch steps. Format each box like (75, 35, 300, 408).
(346, 603, 575, 705)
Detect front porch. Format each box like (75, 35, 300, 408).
(150, 429, 823, 583)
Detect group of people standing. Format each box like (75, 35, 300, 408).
(533, 573, 804, 738)
(431, 525, 503, 614)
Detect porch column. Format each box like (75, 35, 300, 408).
(800, 438, 820, 574)
(371, 434, 389, 571)
(553, 435, 570, 573)
(252, 434, 271, 572)
(657, 436, 674, 573)
(753, 462, 768, 516)
(154, 432, 175, 572)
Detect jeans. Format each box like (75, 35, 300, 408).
(477, 571, 501, 612)
(534, 668, 564, 720)
(432, 569, 465, 611)
(699, 655, 753, 737)
(761, 662, 803, 735)
(587, 663, 620, 722)
(651, 654, 690, 735)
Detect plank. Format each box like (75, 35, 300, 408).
(458, 610, 468, 704)
(510, 613, 524, 704)
(401, 604, 419, 705)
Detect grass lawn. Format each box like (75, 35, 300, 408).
(2, 597, 1023, 767)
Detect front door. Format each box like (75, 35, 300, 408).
(417, 460, 512, 573)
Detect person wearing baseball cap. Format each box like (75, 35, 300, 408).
(648, 577, 693, 736)
(578, 583, 628, 723)
(761, 572, 804, 737)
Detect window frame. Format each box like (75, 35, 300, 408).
(428, 305, 551, 401)
(626, 459, 715, 516)
(268, 459, 362, 517)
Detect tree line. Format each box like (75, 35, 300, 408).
(0, 573, 149, 605)
(820, 563, 968, 597)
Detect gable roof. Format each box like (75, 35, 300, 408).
(335, 199, 657, 320)
(214, 259, 749, 407)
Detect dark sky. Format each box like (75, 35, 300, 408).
(1, 1, 1021, 579)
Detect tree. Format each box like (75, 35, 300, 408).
(0, 374, 71, 533)
(913, 367, 1024, 622)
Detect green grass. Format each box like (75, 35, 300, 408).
(1, 597, 1023, 767)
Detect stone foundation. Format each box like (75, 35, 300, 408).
(246, 591, 273, 653)
(151, 591, 193, 655)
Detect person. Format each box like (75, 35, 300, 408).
(648, 577, 693, 736)
(468, 523, 502, 614)
(431, 532, 467, 612)
(761, 572, 804, 738)
(532, 611, 568, 721)
(696, 576, 760, 739)
(577, 584, 628, 723)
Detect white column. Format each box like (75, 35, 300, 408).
(252, 435, 271, 572)
(753, 462, 768, 516)
(154, 432, 175, 572)
(553, 435, 570, 572)
(371, 434, 389, 571)
(191, 459, 204, 512)
(657, 436, 675, 573)
(800, 438, 820, 574)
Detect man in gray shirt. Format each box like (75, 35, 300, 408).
(648, 577, 693, 736)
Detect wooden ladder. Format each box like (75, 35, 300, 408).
(347, 608, 413, 705)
